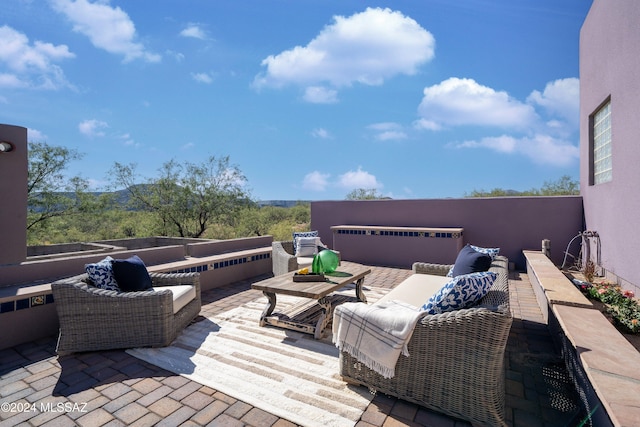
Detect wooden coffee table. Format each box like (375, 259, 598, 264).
(251, 261, 371, 339)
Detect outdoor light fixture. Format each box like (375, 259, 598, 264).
(0, 141, 14, 152)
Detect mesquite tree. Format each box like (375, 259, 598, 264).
(111, 156, 251, 238)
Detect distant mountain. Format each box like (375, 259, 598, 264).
(30, 186, 308, 211)
(257, 200, 310, 208)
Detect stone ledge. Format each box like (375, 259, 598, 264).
(554, 304, 640, 426)
(525, 250, 640, 427)
(523, 250, 593, 309)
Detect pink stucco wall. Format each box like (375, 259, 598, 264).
(580, 0, 640, 292)
(0, 124, 27, 265)
(311, 197, 584, 270)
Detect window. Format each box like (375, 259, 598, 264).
(592, 100, 612, 184)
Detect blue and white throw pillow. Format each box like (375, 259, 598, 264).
(420, 271, 497, 315)
(85, 256, 120, 291)
(296, 236, 319, 257)
(292, 230, 319, 255)
(470, 244, 500, 260)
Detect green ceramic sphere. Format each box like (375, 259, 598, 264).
(313, 249, 339, 273)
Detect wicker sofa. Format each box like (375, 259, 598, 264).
(338, 255, 512, 427)
(51, 271, 201, 355)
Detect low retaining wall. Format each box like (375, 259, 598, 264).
(330, 225, 464, 268)
(524, 250, 640, 426)
(311, 197, 584, 270)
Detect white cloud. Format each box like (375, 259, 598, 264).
(117, 133, 137, 146)
(191, 72, 213, 84)
(527, 77, 579, 127)
(0, 25, 75, 90)
(418, 77, 537, 129)
(0, 73, 26, 89)
(166, 50, 185, 62)
(413, 118, 441, 131)
(338, 167, 382, 190)
(303, 86, 338, 104)
(79, 119, 108, 137)
(368, 122, 407, 141)
(376, 131, 407, 141)
(303, 171, 330, 191)
(180, 24, 207, 40)
(27, 128, 47, 141)
(454, 134, 578, 166)
(311, 128, 331, 139)
(50, 0, 160, 63)
(422, 77, 581, 167)
(368, 122, 399, 131)
(253, 7, 434, 100)
(519, 134, 579, 166)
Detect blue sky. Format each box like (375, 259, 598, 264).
(1, 0, 592, 201)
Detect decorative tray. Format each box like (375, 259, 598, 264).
(292, 273, 326, 282)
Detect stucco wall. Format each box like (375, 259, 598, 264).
(0, 124, 27, 265)
(311, 197, 584, 270)
(580, 0, 640, 292)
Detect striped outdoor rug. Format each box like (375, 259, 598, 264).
(127, 285, 389, 427)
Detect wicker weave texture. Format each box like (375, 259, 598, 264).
(339, 256, 512, 427)
(52, 271, 201, 355)
(271, 241, 300, 276)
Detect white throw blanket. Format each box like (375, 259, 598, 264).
(332, 300, 422, 379)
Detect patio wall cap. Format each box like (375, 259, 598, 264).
(523, 250, 593, 309)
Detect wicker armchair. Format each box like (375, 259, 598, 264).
(271, 241, 301, 276)
(339, 256, 512, 427)
(51, 271, 201, 355)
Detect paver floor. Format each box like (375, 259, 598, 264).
(0, 266, 584, 427)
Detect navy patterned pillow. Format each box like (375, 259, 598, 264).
(292, 230, 319, 255)
(420, 271, 497, 315)
(85, 256, 120, 291)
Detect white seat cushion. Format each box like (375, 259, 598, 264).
(375, 274, 451, 307)
(297, 257, 314, 268)
(153, 285, 196, 314)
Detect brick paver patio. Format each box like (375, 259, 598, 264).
(0, 266, 584, 427)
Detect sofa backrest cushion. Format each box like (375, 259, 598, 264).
(452, 244, 492, 277)
(420, 271, 497, 315)
(112, 255, 153, 292)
